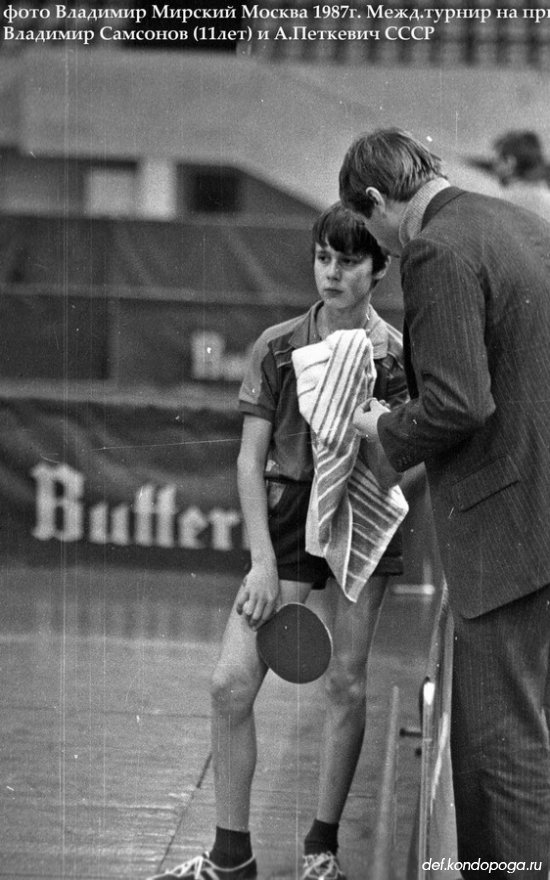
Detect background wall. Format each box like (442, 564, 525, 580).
(1, 15, 549, 584)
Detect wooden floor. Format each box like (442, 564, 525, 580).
(0, 565, 437, 879)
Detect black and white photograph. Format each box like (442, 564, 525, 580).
(1, 3, 549, 879)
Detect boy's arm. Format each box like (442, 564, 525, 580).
(236, 415, 281, 630)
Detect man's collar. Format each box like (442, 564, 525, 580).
(399, 178, 451, 248)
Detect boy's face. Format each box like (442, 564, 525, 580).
(313, 241, 383, 310)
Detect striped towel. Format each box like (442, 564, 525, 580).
(292, 329, 409, 602)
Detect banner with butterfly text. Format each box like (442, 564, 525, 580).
(0, 394, 249, 573)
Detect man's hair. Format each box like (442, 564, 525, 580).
(311, 202, 388, 274)
(493, 130, 546, 180)
(339, 127, 444, 215)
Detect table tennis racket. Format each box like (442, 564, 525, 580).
(256, 602, 333, 684)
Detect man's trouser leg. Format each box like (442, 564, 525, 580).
(451, 583, 550, 880)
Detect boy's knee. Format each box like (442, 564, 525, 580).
(210, 665, 255, 717)
(325, 662, 366, 708)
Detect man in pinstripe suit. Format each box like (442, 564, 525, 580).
(340, 128, 550, 879)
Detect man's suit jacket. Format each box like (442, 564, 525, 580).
(379, 186, 550, 618)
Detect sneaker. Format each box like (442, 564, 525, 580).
(148, 852, 257, 880)
(300, 852, 346, 880)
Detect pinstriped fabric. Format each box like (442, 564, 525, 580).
(451, 586, 550, 875)
(381, 187, 550, 616)
(292, 330, 408, 602)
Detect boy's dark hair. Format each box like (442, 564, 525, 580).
(312, 202, 388, 274)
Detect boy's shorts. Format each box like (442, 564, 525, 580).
(265, 478, 403, 589)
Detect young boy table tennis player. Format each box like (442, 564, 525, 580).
(150, 203, 408, 880)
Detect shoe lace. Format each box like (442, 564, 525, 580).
(150, 853, 214, 879)
(182, 855, 212, 879)
(302, 852, 342, 880)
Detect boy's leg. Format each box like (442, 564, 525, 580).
(211, 579, 311, 834)
(302, 575, 386, 876)
(316, 574, 386, 822)
(149, 580, 312, 880)
(210, 600, 268, 835)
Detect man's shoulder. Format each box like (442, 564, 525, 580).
(410, 189, 512, 258)
(420, 186, 550, 248)
(424, 187, 500, 225)
(425, 186, 541, 227)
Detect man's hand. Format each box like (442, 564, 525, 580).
(236, 563, 280, 631)
(353, 398, 389, 439)
(354, 400, 402, 489)
(361, 435, 402, 489)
